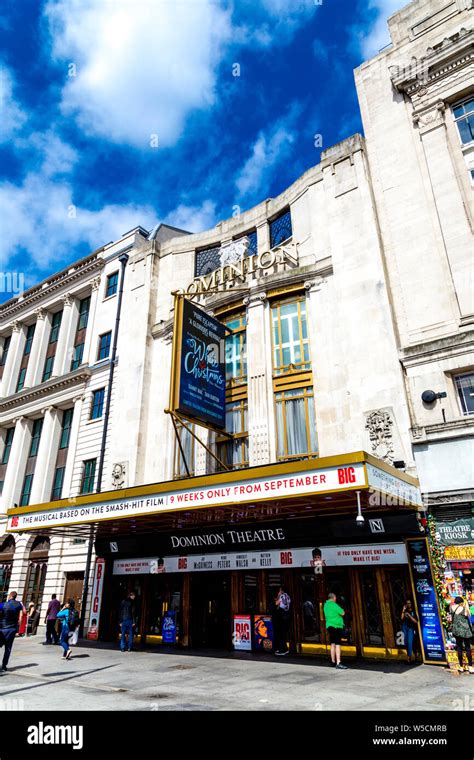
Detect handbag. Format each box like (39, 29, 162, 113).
(68, 629, 79, 646)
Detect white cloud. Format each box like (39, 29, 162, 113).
(235, 106, 301, 197)
(44, 0, 233, 149)
(354, 0, 402, 60)
(0, 65, 27, 143)
(163, 200, 217, 233)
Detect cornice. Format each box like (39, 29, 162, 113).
(400, 329, 474, 367)
(411, 417, 474, 443)
(0, 256, 104, 325)
(390, 27, 473, 95)
(0, 368, 91, 413)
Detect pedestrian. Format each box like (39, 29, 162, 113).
(119, 592, 136, 652)
(0, 591, 25, 672)
(401, 599, 418, 664)
(323, 592, 348, 669)
(450, 596, 474, 674)
(26, 602, 40, 636)
(273, 586, 291, 656)
(56, 599, 78, 660)
(44, 594, 61, 644)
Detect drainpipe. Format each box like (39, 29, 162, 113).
(79, 252, 129, 637)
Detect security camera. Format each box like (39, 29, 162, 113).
(356, 513, 365, 526)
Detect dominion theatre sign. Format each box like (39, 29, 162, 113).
(181, 238, 298, 296)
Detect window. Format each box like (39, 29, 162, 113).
(81, 459, 96, 494)
(173, 424, 195, 479)
(49, 311, 62, 343)
(455, 372, 474, 415)
(78, 297, 91, 330)
(16, 367, 26, 392)
(195, 245, 221, 277)
(453, 98, 474, 145)
(224, 312, 247, 385)
(105, 272, 119, 298)
(270, 209, 292, 248)
(216, 400, 249, 471)
(90, 388, 105, 419)
(97, 332, 112, 361)
(0, 482, 3, 495)
(271, 298, 311, 375)
(59, 408, 73, 449)
(71, 342, 84, 370)
(2, 428, 14, 465)
(24, 324, 35, 355)
(29, 419, 43, 457)
(51, 467, 65, 500)
(275, 386, 318, 460)
(20, 473, 33, 506)
(42, 355, 54, 382)
(0, 336, 11, 366)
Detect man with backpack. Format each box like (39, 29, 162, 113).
(56, 599, 79, 660)
(274, 586, 291, 656)
(0, 591, 25, 671)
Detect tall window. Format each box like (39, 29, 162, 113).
(271, 296, 318, 461)
(81, 459, 96, 494)
(271, 298, 310, 375)
(216, 310, 248, 471)
(71, 343, 84, 370)
(173, 423, 195, 479)
(270, 209, 292, 248)
(20, 473, 33, 506)
(455, 372, 474, 415)
(42, 355, 54, 382)
(16, 367, 26, 392)
(24, 324, 35, 355)
(97, 332, 112, 360)
(90, 388, 105, 419)
(51, 467, 65, 500)
(29, 419, 43, 457)
(59, 408, 74, 449)
(78, 297, 91, 330)
(453, 97, 474, 185)
(105, 272, 119, 298)
(0, 336, 11, 366)
(49, 311, 62, 344)
(2, 428, 14, 465)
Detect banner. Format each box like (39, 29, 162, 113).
(87, 558, 105, 639)
(233, 615, 252, 651)
(406, 539, 446, 664)
(435, 518, 474, 546)
(170, 297, 226, 430)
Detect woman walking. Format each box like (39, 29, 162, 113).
(450, 596, 474, 673)
(401, 599, 418, 664)
(56, 600, 76, 661)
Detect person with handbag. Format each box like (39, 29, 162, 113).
(56, 599, 79, 661)
(450, 596, 474, 674)
(401, 599, 418, 664)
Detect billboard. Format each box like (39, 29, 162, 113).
(170, 296, 226, 430)
(406, 539, 446, 664)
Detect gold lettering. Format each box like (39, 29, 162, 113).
(257, 250, 276, 269)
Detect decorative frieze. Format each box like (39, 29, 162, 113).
(365, 409, 395, 463)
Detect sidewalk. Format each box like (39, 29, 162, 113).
(0, 637, 472, 711)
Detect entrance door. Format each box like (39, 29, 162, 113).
(191, 573, 230, 648)
(64, 572, 84, 612)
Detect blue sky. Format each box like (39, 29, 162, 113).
(0, 0, 401, 302)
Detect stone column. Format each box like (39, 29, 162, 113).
(82, 276, 101, 366)
(245, 292, 274, 465)
(29, 406, 62, 505)
(0, 416, 30, 512)
(53, 293, 79, 377)
(256, 220, 270, 253)
(1, 321, 24, 397)
(61, 395, 84, 499)
(24, 308, 50, 387)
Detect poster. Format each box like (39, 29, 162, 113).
(172, 297, 226, 430)
(233, 614, 251, 651)
(253, 615, 273, 652)
(162, 611, 177, 644)
(87, 558, 105, 639)
(406, 539, 446, 664)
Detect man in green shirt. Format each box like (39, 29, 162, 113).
(323, 593, 348, 670)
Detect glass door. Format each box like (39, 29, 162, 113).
(359, 569, 384, 646)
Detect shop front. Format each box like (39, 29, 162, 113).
(7, 451, 443, 662)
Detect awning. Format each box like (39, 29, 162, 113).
(6, 451, 422, 537)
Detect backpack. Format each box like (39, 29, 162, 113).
(69, 610, 80, 631)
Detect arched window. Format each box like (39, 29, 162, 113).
(24, 536, 50, 609)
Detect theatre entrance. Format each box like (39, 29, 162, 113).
(190, 572, 231, 648)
